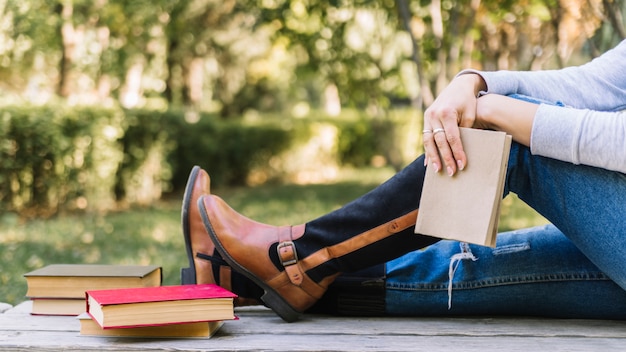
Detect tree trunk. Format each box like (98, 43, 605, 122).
(164, 38, 179, 105)
(57, 1, 75, 98)
(603, 0, 626, 39)
(396, 0, 426, 111)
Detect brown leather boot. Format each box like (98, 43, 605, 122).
(180, 166, 263, 306)
(181, 166, 388, 312)
(199, 194, 436, 322)
(181, 166, 215, 285)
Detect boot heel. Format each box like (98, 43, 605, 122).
(261, 291, 301, 322)
(181, 267, 196, 285)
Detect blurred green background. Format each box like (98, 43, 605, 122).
(1, 167, 547, 305)
(0, 0, 622, 305)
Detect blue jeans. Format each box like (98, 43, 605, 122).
(386, 97, 626, 319)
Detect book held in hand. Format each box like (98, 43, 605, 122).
(414, 127, 512, 247)
(78, 313, 224, 338)
(86, 284, 237, 329)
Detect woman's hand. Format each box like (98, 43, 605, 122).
(422, 73, 486, 176)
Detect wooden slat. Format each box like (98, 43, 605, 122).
(1, 301, 625, 352)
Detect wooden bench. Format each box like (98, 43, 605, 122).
(1, 301, 626, 351)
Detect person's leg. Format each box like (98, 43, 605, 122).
(386, 224, 626, 319)
(314, 139, 626, 319)
(185, 124, 626, 321)
(179, 165, 405, 316)
(198, 155, 440, 321)
(506, 143, 626, 290)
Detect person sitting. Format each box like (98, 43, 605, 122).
(181, 40, 626, 322)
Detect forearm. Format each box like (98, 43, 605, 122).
(475, 94, 538, 146)
(477, 95, 626, 173)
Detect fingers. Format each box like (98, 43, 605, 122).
(423, 109, 468, 176)
(439, 121, 466, 175)
(422, 74, 481, 175)
(422, 128, 439, 170)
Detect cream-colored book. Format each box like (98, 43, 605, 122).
(30, 298, 85, 316)
(24, 264, 162, 299)
(414, 128, 512, 247)
(78, 313, 223, 338)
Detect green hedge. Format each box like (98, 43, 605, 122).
(0, 104, 124, 216)
(0, 104, 417, 217)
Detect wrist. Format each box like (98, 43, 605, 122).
(475, 94, 501, 129)
(476, 94, 537, 146)
(456, 71, 487, 97)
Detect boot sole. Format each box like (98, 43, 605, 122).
(198, 197, 301, 323)
(180, 166, 201, 285)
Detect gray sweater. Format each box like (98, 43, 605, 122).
(468, 40, 626, 173)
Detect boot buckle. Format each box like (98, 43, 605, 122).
(277, 241, 304, 285)
(277, 241, 298, 266)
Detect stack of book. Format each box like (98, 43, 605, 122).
(80, 284, 237, 338)
(23, 264, 162, 316)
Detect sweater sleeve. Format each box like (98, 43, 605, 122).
(531, 105, 626, 174)
(460, 40, 626, 173)
(469, 39, 626, 111)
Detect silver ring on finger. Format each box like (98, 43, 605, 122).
(433, 128, 445, 135)
(423, 129, 433, 134)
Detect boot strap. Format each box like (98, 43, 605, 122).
(277, 226, 305, 286)
(219, 266, 232, 291)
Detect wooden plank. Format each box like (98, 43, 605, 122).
(0, 303, 12, 314)
(2, 329, 626, 352)
(4, 302, 626, 338)
(2, 301, 626, 352)
(230, 307, 626, 338)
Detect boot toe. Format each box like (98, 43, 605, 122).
(198, 194, 324, 322)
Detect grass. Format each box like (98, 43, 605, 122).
(0, 167, 547, 306)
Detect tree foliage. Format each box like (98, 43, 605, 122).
(0, 0, 623, 116)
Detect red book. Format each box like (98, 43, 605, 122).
(86, 284, 236, 329)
